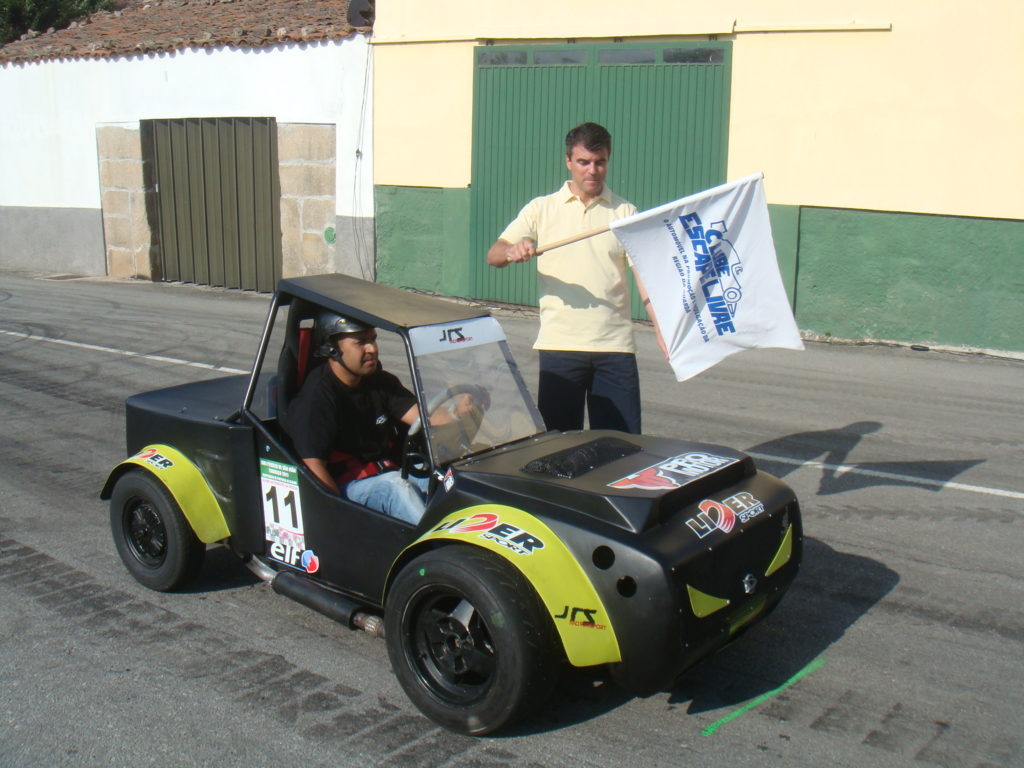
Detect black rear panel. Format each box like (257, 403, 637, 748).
(124, 375, 263, 552)
(583, 471, 802, 693)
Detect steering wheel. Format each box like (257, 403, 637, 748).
(402, 385, 489, 478)
(407, 385, 490, 437)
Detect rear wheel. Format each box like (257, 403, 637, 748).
(110, 469, 205, 591)
(385, 546, 556, 735)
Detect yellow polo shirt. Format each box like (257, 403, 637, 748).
(500, 181, 638, 353)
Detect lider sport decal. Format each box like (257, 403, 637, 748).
(135, 447, 174, 470)
(432, 512, 545, 555)
(685, 492, 766, 539)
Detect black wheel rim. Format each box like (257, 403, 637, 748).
(123, 499, 167, 568)
(406, 588, 496, 705)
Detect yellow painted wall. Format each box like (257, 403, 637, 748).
(373, 0, 1024, 218)
(373, 0, 735, 41)
(373, 41, 476, 188)
(728, 2, 1024, 218)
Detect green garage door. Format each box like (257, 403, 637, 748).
(470, 43, 731, 314)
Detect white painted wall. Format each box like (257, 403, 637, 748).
(0, 36, 373, 216)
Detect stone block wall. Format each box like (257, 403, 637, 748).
(96, 125, 155, 279)
(277, 123, 337, 278)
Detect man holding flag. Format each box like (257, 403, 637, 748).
(487, 122, 666, 435)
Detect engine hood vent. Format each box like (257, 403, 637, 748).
(522, 437, 642, 479)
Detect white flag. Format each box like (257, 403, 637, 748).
(610, 173, 803, 381)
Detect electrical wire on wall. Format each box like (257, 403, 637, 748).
(350, 36, 374, 281)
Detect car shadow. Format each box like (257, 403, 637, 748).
(668, 536, 898, 713)
(745, 421, 984, 495)
(507, 536, 898, 734)
(181, 546, 263, 594)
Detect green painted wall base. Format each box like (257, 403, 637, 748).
(768, 203, 800, 307)
(375, 185, 1024, 354)
(374, 186, 472, 297)
(795, 207, 1023, 352)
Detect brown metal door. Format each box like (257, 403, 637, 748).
(142, 117, 282, 292)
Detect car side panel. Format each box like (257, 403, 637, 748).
(252, 432, 420, 604)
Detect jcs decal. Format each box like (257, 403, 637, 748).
(554, 605, 607, 630)
(685, 492, 766, 539)
(438, 326, 473, 344)
(434, 512, 545, 555)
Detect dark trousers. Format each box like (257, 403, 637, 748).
(537, 350, 641, 434)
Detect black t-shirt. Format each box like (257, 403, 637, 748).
(286, 363, 417, 467)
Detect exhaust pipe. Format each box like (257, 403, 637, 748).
(271, 570, 385, 637)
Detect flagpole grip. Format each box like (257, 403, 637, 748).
(535, 225, 610, 256)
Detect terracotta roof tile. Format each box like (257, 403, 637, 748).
(0, 0, 369, 64)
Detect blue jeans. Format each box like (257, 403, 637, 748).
(343, 472, 430, 524)
(537, 350, 642, 434)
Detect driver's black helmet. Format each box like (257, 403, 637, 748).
(313, 310, 372, 358)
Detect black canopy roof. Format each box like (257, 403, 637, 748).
(278, 274, 490, 332)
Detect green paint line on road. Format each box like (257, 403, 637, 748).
(701, 657, 827, 737)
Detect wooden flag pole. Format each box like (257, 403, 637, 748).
(534, 225, 610, 256)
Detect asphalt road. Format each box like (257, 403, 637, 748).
(1, 271, 1021, 768)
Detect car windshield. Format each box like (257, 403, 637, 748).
(408, 316, 545, 466)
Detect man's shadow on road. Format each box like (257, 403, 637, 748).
(746, 420, 984, 495)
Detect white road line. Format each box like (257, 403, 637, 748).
(748, 451, 1024, 501)
(5, 328, 1020, 502)
(0, 328, 249, 375)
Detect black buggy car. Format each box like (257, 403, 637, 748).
(101, 274, 802, 735)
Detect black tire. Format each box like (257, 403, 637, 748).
(110, 469, 205, 591)
(385, 545, 556, 735)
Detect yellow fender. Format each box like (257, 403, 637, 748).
(104, 445, 230, 544)
(410, 504, 621, 668)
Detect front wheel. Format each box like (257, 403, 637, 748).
(385, 546, 556, 735)
(110, 469, 205, 591)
